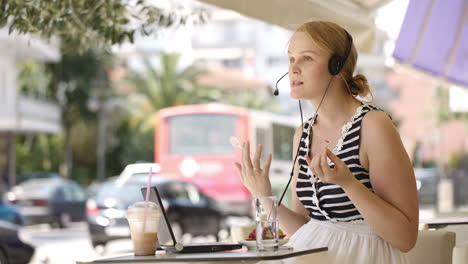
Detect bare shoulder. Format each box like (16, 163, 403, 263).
(361, 110, 401, 146)
(361, 109, 396, 137)
(360, 109, 401, 169)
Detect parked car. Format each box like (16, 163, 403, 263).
(0, 185, 25, 225)
(415, 167, 441, 205)
(0, 198, 25, 226)
(0, 220, 34, 264)
(15, 172, 61, 185)
(86, 168, 224, 248)
(7, 178, 87, 228)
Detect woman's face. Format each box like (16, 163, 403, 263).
(287, 31, 331, 100)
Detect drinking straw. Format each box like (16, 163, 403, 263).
(142, 167, 153, 232)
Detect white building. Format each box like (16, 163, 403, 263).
(0, 27, 61, 187)
(114, 0, 394, 116)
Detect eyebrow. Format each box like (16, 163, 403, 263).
(287, 50, 319, 55)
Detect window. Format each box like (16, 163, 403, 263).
(61, 186, 74, 201)
(168, 183, 191, 203)
(272, 124, 295, 161)
(168, 114, 238, 155)
(70, 183, 86, 201)
(186, 184, 202, 205)
(255, 127, 268, 161)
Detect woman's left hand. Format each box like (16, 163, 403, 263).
(305, 147, 358, 189)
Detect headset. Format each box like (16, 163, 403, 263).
(274, 29, 353, 96)
(274, 29, 354, 206)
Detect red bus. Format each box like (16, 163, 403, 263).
(155, 104, 297, 215)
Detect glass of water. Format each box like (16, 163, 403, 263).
(253, 196, 279, 251)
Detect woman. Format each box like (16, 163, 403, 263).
(234, 21, 418, 264)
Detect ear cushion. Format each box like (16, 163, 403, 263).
(328, 55, 343, 75)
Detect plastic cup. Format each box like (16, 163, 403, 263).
(127, 201, 161, 256)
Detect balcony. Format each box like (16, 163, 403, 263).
(0, 96, 61, 134)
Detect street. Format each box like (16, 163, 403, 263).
(21, 223, 133, 264)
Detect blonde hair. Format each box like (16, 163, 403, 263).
(295, 21, 371, 98)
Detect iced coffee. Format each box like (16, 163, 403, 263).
(127, 201, 161, 256)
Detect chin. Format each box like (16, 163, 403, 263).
(290, 91, 312, 100)
(290, 90, 301, 100)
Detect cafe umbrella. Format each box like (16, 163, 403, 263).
(392, 0, 468, 89)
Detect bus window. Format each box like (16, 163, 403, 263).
(168, 114, 238, 155)
(255, 127, 269, 161)
(272, 124, 295, 161)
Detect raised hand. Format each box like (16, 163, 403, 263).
(305, 147, 357, 189)
(234, 141, 273, 197)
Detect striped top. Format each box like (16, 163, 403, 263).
(296, 103, 383, 222)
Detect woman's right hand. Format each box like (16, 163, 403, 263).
(234, 141, 273, 198)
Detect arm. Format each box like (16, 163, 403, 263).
(279, 125, 310, 237)
(234, 125, 310, 238)
(343, 111, 419, 252)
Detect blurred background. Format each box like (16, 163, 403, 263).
(0, 0, 467, 263)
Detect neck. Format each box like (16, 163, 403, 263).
(309, 79, 361, 127)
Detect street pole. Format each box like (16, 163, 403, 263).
(7, 132, 15, 187)
(97, 100, 107, 183)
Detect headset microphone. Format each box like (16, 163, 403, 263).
(275, 28, 354, 207)
(274, 72, 288, 96)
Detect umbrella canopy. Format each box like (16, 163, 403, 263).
(196, 0, 392, 53)
(393, 0, 468, 88)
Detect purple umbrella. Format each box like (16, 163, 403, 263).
(393, 0, 468, 88)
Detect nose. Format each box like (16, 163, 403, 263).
(289, 61, 301, 75)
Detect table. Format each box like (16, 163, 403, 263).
(420, 217, 468, 229)
(76, 247, 328, 264)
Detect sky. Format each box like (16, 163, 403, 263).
(375, 0, 410, 56)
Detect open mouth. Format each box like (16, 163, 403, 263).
(292, 81, 304, 86)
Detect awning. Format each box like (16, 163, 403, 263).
(393, 0, 468, 89)
(195, 0, 392, 53)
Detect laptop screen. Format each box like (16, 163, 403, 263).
(140, 187, 177, 248)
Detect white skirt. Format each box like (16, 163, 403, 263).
(263, 219, 409, 264)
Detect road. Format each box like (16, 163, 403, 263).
(22, 223, 133, 264)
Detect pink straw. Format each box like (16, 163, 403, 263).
(142, 167, 154, 232)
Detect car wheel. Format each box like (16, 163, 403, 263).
(58, 213, 71, 229)
(0, 249, 8, 264)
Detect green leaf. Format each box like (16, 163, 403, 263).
(2, 0, 207, 53)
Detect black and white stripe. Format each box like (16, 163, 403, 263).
(296, 104, 382, 222)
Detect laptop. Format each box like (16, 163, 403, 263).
(141, 186, 243, 253)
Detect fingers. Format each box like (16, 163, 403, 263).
(253, 144, 263, 169)
(320, 148, 332, 176)
(234, 162, 241, 170)
(234, 161, 244, 177)
(264, 153, 272, 172)
(326, 148, 340, 165)
(242, 141, 253, 169)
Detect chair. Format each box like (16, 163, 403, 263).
(453, 242, 468, 264)
(230, 224, 256, 242)
(406, 230, 456, 264)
